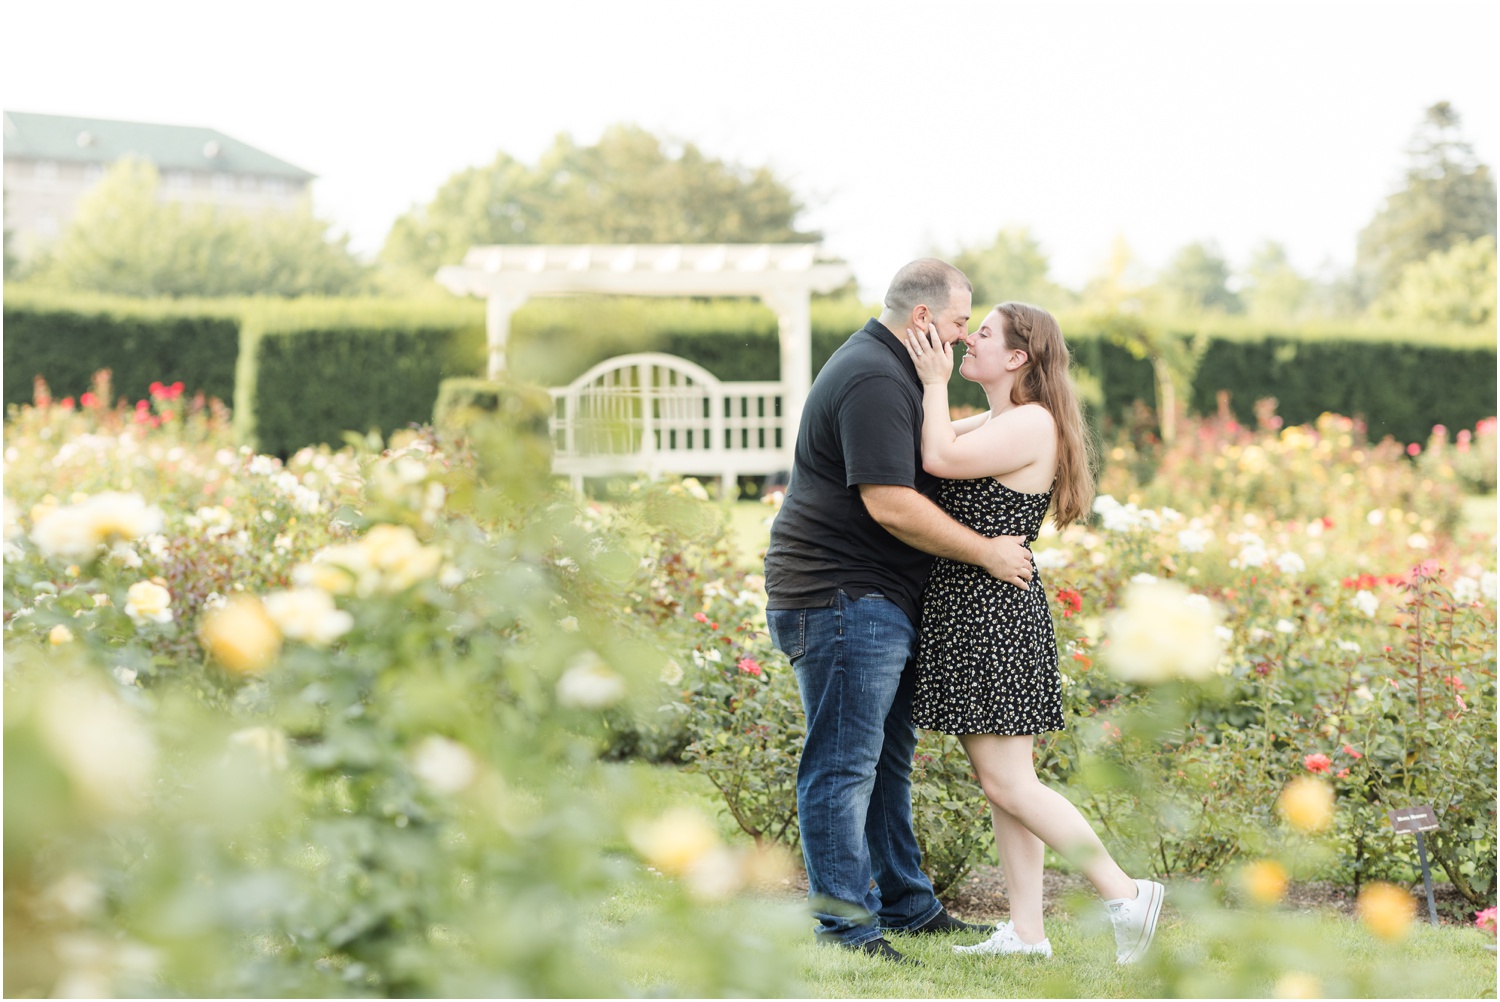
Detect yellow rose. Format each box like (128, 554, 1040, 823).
(124, 581, 173, 626)
(1273, 972, 1323, 998)
(628, 808, 721, 877)
(360, 524, 442, 592)
(49, 624, 75, 645)
(1277, 777, 1334, 834)
(30, 492, 163, 561)
(263, 588, 353, 647)
(199, 595, 282, 674)
(292, 557, 357, 596)
(1357, 882, 1416, 941)
(1239, 859, 1289, 906)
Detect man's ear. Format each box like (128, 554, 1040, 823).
(912, 304, 932, 329)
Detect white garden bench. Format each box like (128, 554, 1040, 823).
(548, 352, 786, 492)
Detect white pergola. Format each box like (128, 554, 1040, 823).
(435, 243, 853, 445)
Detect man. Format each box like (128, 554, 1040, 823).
(764, 258, 1033, 963)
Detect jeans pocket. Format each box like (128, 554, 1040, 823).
(766, 609, 806, 662)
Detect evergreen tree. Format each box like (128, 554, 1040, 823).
(1356, 102, 1497, 303)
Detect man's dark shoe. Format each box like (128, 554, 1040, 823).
(852, 937, 921, 965)
(905, 908, 988, 936)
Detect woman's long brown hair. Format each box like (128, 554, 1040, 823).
(995, 302, 1096, 528)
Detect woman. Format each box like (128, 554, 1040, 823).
(901, 302, 1163, 964)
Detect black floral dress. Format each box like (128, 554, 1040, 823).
(911, 478, 1064, 736)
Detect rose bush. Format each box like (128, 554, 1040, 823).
(4, 384, 801, 998)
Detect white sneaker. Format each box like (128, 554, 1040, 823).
(952, 921, 1053, 958)
(1106, 878, 1164, 964)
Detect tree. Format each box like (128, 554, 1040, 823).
(1158, 241, 1242, 315)
(1079, 235, 1156, 313)
(1373, 235, 1496, 328)
(1356, 102, 1497, 303)
(950, 226, 1073, 309)
(1240, 241, 1311, 320)
(380, 125, 818, 280)
(32, 159, 367, 297)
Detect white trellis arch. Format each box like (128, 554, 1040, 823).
(436, 244, 853, 487)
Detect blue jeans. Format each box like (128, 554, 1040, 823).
(766, 591, 942, 946)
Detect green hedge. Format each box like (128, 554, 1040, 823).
(2, 288, 241, 407)
(433, 376, 552, 437)
(509, 298, 1497, 444)
(235, 299, 484, 455)
(6, 285, 1492, 452)
(1187, 337, 1497, 444)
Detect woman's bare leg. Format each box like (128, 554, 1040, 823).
(990, 803, 1048, 944)
(960, 733, 1137, 919)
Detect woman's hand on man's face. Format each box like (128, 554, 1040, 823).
(903, 322, 954, 385)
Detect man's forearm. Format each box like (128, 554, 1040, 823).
(860, 484, 994, 565)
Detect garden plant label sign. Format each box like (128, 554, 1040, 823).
(1387, 805, 1439, 833)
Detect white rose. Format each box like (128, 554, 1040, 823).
(660, 658, 684, 685)
(557, 652, 627, 708)
(1275, 552, 1306, 575)
(410, 735, 478, 794)
(1033, 548, 1071, 570)
(1452, 576, 1480, 604)
(1177, 526, 1213, 554)
(1236, 542, 1269, 568)
(1353, 589, 1379, 618)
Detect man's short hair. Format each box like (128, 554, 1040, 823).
(883, 258, 971, 316)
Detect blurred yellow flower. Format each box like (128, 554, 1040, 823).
(1104, 579, 1225, 684)
(1277, 777, 1334, 833)
(124, 581, 173, 626)
(49, 624, 75, 645)
(199, 595, 282, 674)
(629, 807, 721, 877)
(1273, 972, 1323, 998)
(1357, 882, 1416, 941)
(263, 588, 353, 647)
(292, 556, 357, 596)
(38, 678, 157, 815)
(1239, 859, 1289, 905)
(362, 524, 443, 592)
(739, 842, 795, 890)
(298, 526, 444, 596)
(30, 492, 163, 561)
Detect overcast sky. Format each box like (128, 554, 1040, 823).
(4, 0, 1496, 296)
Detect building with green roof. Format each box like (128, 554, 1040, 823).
(4, 110, 316, 259)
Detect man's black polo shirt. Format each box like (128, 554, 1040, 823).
(764, 318, 941, 627)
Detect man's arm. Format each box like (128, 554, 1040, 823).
(859, 484, 1032, 588)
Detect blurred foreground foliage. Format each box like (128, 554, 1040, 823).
(4, 376, 1495, 997)
(3, 394, 801, 997)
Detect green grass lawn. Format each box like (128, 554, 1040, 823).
(1462, 493, 1497, 538)
(600, 762, 1499, 998)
